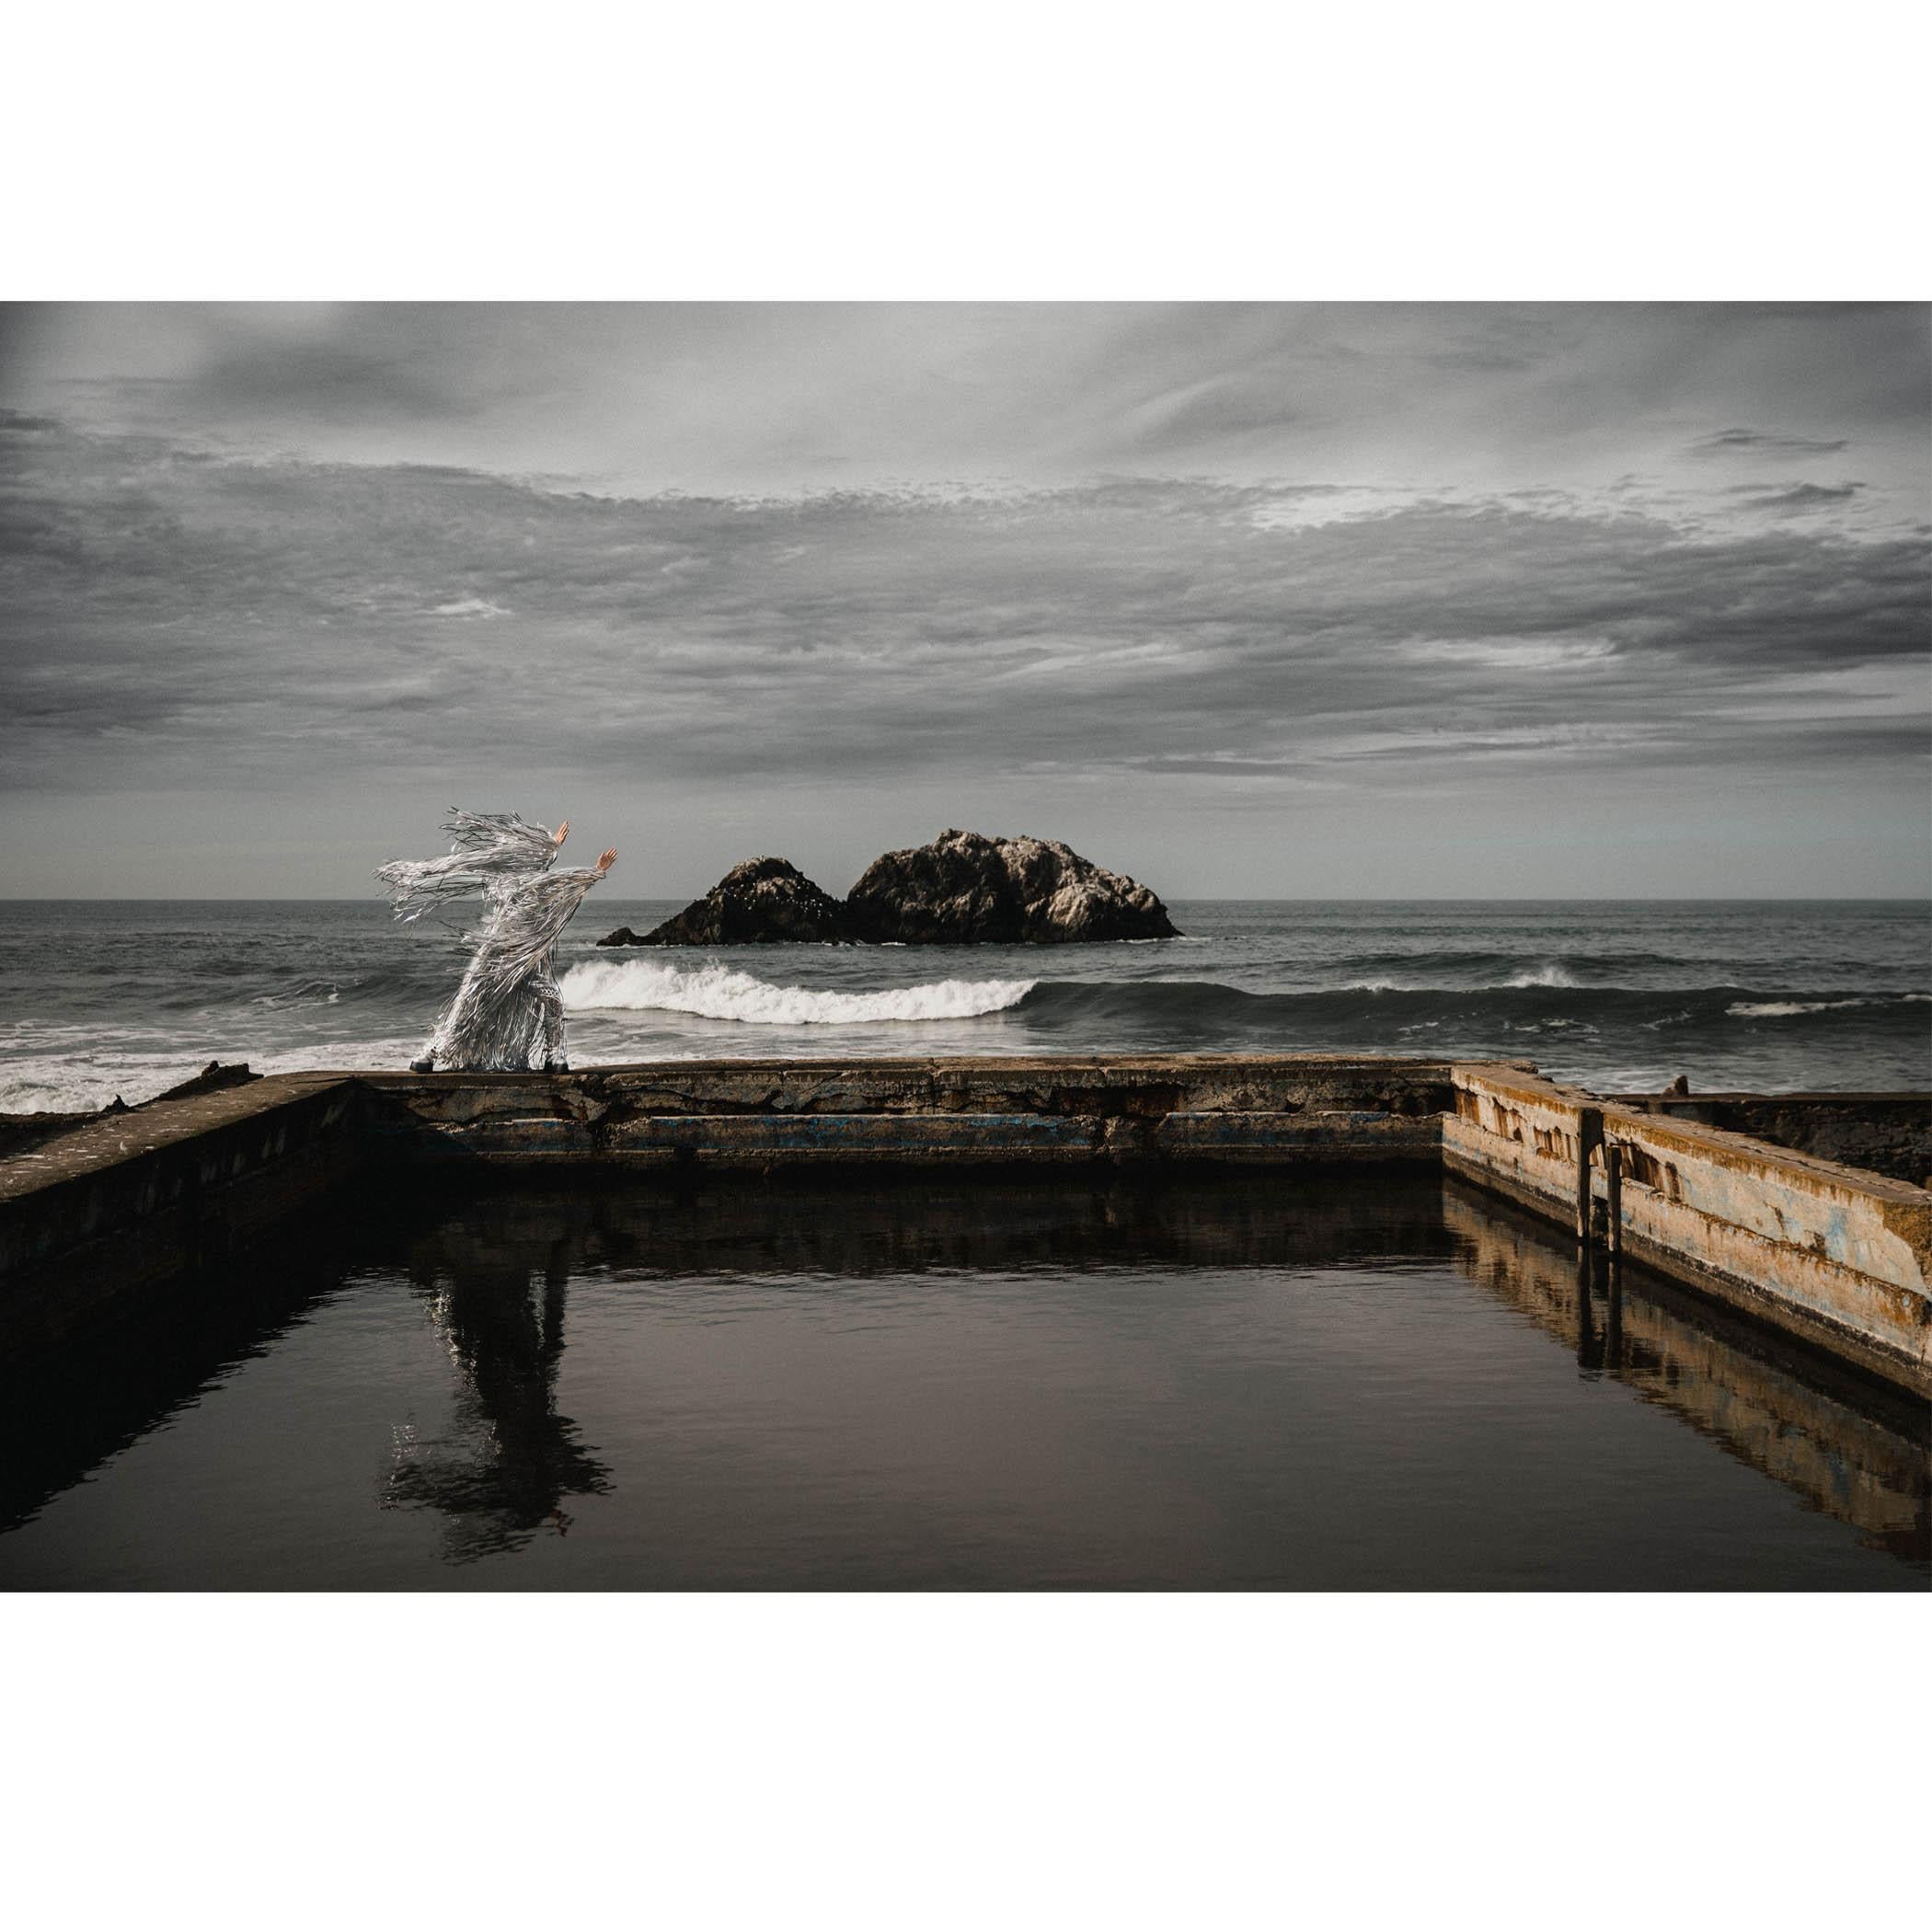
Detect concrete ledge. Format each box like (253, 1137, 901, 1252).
(355, 1052, 1462, 1119)
(354, 1055, 1460, 1167)
(0, 1075, 365, 1352)
(1446, 1064, 1932, 1396)
(1607, 1092, 1932, 1188)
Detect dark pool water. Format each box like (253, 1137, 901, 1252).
(0, 1172, 1925, 1590)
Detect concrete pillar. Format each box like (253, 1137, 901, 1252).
(1604, 1138, 1624, 1258)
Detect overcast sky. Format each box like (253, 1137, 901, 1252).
(1, 301, 1925, 898)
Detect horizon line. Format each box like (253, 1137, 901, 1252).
(2, 894, 1926, 908)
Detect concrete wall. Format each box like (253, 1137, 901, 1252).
(3, 1053, 1926, 1397)
(355, 1054, 1458, 1168)
(0, 1075, 365, 1352)
(1608, 1093, 1932, 1189)
(1445, 1064, 1932, 1396)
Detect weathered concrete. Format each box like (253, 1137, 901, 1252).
(1446, 1064, 1932, 1396)
(355, 1054, 1455, 1167)
(0, 1075, 365, 1353)
(1609, 1091, 1932, 1189)
(1, 1052, 1926, 1397)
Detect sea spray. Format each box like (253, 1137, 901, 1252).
(560, 958, 1036, 1025)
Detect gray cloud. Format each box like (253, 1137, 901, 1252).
(1694, 428, 1853, 456)
(1731, 481, 1866, 512)
(6, 305, 1925, 512)
(2, 305, 1926, 896)
(2, 415, 1923, 811)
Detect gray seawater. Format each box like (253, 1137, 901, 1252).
(0, 898, 1925, 1111)
(0, 1172, 1923, 1589)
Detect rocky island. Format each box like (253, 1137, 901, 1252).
(600, 857, 851, 948)
(598, 830, 1179, 947)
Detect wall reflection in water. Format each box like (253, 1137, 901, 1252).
(381, 1174, 1928, 1572)
(2, 1171, 1924, 1584)
(368, 1173, 1455, 1565)
(1440, 1179, 1930, 1564)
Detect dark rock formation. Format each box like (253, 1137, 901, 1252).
(845, 829, 1179, 944)
(604, 857, 854, 947)
(598, 834, 1179, 947)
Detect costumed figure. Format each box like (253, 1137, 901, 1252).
(408, 846, 618, 1073)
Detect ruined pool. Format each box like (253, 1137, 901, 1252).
(0, 1171, 1924, 1590)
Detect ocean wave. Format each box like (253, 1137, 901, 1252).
(248, 977, 345, 1008)
(1504, 961, 1580, 988)
(1343, 962, 1583, 992)
(1328, 948, 1711, 985)
(1018, 979, 1932, 1036)
(1728, 997, 1881, 1018)
(559, 959, 1036, 1025)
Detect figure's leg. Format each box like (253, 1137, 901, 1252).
(536, 966, 568, 1071)
(415, 952, 486, 1073)
(410, 1012, 448, 1073)
(412, 1012, 448, 1072)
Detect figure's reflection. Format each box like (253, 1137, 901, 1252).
(384, 1219, 611, 1563)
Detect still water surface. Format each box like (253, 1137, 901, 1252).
(1, 1173, 1924, 1589)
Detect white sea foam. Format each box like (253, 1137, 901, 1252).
(559, 959, 1036, 1025)
(0, 1035, 427, 1114)
(1340, 962, 1583, 992)
(1728, 997, 1871, 1018)
(1504, 961, 1580, 988)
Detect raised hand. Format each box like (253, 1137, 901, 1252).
(554, 818, 570, 846)
(597, 846, 617, 874)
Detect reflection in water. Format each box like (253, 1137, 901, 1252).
(382, 1219, 612, 1563)
(374, 1175, 1928, 1573)
(368, 1174, 1450, 1566)
(0, 1171, 1925, 1585)
(398, 1169, 1454, 1281)
(0, 1206, 351, 1535)
(1574, 1251, 1599, 1373)
(1442, 1180, 1931, 1563)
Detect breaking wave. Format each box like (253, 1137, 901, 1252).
(559, 959, 1036, 1025)
(1504, 961, 1580, 988)
(1727, 995, 1929, 1018)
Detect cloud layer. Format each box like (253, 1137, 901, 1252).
(0, 304, 1926, 895)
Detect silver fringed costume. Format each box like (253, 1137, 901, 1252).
(376, 809, 560, 923)
(419, 867, 611, 1072)
(377, 810, 607, 1072)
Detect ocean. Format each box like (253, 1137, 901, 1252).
(0, 898, 1926, 1114)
